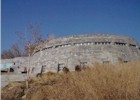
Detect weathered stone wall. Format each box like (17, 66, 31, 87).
(1, 57, 29, 73)
(30, 34, 140, 73)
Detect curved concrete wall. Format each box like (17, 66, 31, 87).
(31, 34, 140, 73)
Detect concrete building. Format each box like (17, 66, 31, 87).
(1, 34, 140, 74)
(30, 34, 140, 74)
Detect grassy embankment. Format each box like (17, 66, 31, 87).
(2, 61, 140, 100)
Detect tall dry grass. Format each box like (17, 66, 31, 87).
(26, 61, 140, 100)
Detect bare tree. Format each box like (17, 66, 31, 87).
(2, 23, 55, 88)
(16, 23, 47, 88)
(47, 33, 55, 42)
(1, 24, 55, 59)
(16, 25, 42, 55)
(11, 43, 22, 57)
(1, 43, 23, 59)
(1, 50, 14, 59)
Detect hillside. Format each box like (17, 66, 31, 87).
(1, 61, 140, 100)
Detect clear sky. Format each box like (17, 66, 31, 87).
(2, 0, 140, 51)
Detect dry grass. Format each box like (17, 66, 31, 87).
(2, 61, 140, 100)
(26, 61, 140, 100)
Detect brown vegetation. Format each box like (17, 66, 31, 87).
(62, 67, 70, 73)
(75, 65, 81, 71)
(1, 61, 140, 100)
(1, 43, 23, 59)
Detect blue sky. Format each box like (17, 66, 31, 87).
(2, 0, 140, 50)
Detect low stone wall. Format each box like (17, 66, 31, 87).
(1, 74, 27, 88)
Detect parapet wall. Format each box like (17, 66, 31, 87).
(30, 34, 140, 73)
(33, 34, 139, 53)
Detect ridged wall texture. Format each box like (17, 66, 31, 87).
(30, 34, 140, 73)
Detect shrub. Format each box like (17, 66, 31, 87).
(63, 67, 70, 73)
(75, 65, 81, 71)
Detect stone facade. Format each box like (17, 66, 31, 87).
(30, 34, 140, 74)
(1, 57, 29, 73)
